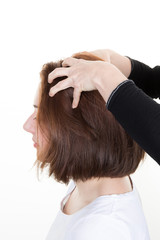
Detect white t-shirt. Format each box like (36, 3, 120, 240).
(45, 178, 150, 240)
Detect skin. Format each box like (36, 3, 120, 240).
(48, 49, 131, 109)
(63, 177, 133, 215)
(23, 83, 47, 149)
(23, 82, 133, 216)
(89, 49, 131, 77)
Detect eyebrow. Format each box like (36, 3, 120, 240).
(33, 105, 38, 108)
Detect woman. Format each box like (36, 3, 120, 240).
(48, 49, 160, 164)
(23, 53, 150, 239)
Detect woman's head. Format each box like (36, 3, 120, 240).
(24, 52, 146, 185)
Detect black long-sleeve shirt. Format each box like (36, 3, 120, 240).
(106, 58, 160, 165)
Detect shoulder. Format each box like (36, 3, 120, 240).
(70, 214, 131, 240)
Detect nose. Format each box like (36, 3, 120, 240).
(23, 113, 36, 135)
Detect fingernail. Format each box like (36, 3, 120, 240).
(72, 104, 76, 109)
(49, 91, 53, 97)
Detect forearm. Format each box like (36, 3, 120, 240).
(109, 52, 160, 99)
(91, 49, 160, 99)
(94, 63, 128, 103)
(128, 58, 160, 99)
(109, 49, 132, 78)
(106, 80, 160, 164)
(91, 49, 132, 78)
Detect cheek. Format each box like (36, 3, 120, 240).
(37, 127, 49, 148)
(36, 127, 50, 163)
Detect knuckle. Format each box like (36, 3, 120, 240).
(56, 81, 63, 88)
(62, 59, 67, 65)
(63, 57, 71, 65)
(54, 68, 60, 75)
(74, 81, 81, 89)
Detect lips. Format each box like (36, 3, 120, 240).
(32, 138, 38, 148)
(34, 143, 38, 148)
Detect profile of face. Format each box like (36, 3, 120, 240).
(23, 83, 47, 150)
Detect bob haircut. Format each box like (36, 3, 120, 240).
(35, 52, 146, 185)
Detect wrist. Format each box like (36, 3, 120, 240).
(106, 79, 131, 108)
(94, 64, 127, 103)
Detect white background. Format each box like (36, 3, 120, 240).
(0, 0, 160, 239)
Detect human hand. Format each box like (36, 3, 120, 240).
(48, 57, 127, 109)
(48, 57, 100, 108)
(73, 49, 131, 77)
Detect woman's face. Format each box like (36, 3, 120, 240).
(23, 84, 46, 149)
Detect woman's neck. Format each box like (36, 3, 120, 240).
(63, 176, 133, 215)
(74, 176, 133, 204)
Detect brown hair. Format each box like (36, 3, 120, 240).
(35, 52, 145, 184)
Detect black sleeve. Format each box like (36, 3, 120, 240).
(127, 57, 160, 99)
(106, 80, 160, 165)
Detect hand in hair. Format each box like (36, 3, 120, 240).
(48, 56, 127, 109)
